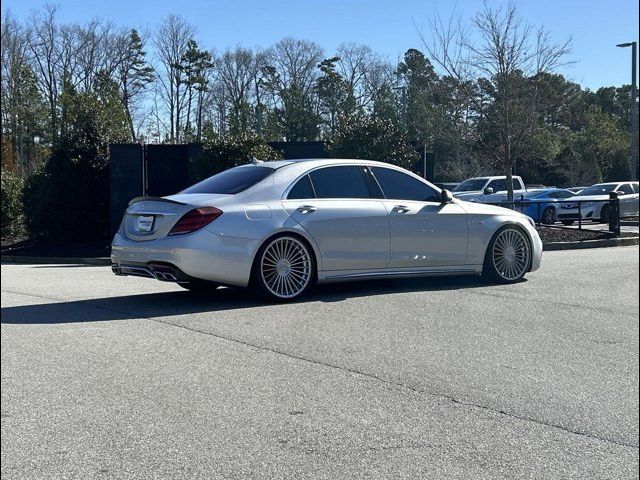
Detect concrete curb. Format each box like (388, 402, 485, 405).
(1, 255, 111, 266)
(544, 236, 639, 251)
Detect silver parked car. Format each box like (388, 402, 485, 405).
(557, 181, 639, 224)
(111, 159, 543, 300)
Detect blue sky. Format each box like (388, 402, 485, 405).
(2, 0, 638, 90)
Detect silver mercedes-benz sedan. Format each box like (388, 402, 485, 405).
(111, 159, 543, 300)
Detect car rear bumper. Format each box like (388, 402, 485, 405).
(111, 229, 259, 287)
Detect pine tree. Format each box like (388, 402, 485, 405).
(118, 29, 155, 141)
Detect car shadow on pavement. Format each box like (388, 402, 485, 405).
(1, 275, 508, 325)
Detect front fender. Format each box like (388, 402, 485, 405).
(465, 212, 542, 272)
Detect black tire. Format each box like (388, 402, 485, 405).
(178, 279, 219, 292)
(541, 207, 556, 225)
(251, 234, 316, 302)
(483, 225, 532, 284)
(561, 220, 574, 225)
(599, 205, 610, 224)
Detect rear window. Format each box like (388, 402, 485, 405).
(181, 166, 273, 194)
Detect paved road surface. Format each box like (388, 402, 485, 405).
(2, 247, 638, 479)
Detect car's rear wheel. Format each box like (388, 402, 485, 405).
(483, 226, 531, 283)
(542, 207, 555, 225)
(599, 204, 611, 224)
(253, 235, 315, 301)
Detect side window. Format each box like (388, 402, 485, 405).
(309, 166, 372, 199)
(514, 179, 524, 190)
(371, 167, 439, 202)
(632, 183, 639, 194)
(617, 184, 634, 195)
(488, 179, 507, 192)
(287, 175, 315, 199)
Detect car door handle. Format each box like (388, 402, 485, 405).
(296, 205, 317, 213)
(392, 205, 410, 213)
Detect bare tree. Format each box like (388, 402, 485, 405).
(420, 1, 572, 200)
(214, 46, 260, 135)
(26, 4, 61, 143)
(336, 43, 379, 111)
(262, 38, 324, 140)
(468, 2, 572, 199)
(265, 38, 323, 95)
(1, 11, 42, 174)
(154, 15, 194, 142)
(73, 20, 125, 92)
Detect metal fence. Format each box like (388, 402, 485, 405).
(109, 143, 202, 235)
(488, 192, 623, 237)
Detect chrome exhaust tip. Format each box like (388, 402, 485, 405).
(153, 271, 178, 282)
(113, 262, 182, 282)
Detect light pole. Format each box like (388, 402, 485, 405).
(616, 41, 638, 179)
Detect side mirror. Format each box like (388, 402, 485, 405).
(483, 187, 494, 195)
(441, 189, 454, 204)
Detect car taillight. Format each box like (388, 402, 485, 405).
(168, 207, 223, 236)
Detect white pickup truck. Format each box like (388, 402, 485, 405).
(451, 176, 527, 202)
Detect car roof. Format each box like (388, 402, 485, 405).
(462, 175, 523, 181)
(260, 158, 415, 170)
(593, 181, 638, 186)
(224, 158, 443, 201)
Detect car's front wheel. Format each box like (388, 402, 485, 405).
(253, 235, 315, 301)
(483, 226, 531, 283)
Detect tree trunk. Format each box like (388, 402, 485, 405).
(503, 78, 514, 202)
(122, 84, 136, 142)
(185, 84, 193, 138)
(125, 102, 136, 142)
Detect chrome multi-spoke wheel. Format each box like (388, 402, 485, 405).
(490, 228, 531, 282)
(259, 236, 313, 299)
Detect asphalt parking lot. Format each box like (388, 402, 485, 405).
(1, 247, 639, 479)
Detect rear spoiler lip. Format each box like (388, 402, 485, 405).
(128, 196, 186, 206)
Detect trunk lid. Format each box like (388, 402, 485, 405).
(164, 193, 230, 206)
(123, 197, 193, 241)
